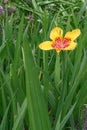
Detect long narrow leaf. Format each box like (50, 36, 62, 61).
(22, 26, 51, 130)
(12, 98, 27, 130)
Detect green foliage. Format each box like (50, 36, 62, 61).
(0, 0, 87, 130)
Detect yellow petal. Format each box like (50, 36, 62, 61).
(39, 41, 53, 50)
(64, 29, 81, 41)
(64, 42, 77, 50)
(50, 27, 63, 41)
(56, 50, 61, 54)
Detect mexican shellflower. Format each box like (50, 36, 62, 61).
(39, 27, 81, 53)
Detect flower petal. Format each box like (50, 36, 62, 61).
(39, 41, 53, 50)
(56, 50, 61, 54)
(50, 27, 63, 41)
(64, 29, 81, 41)
(63, 42, 77, 50)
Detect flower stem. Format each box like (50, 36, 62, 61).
(55, 51, 67, 123)
(61, 51, 66, 90)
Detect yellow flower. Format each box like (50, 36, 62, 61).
(39, 27, 81, 53)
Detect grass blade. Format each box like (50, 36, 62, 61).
(12, 98, 27, 130)
(22, 26, 51, 130)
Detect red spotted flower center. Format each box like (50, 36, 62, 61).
(52, 37, 71, 50)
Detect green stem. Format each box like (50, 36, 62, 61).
(43, 51, 49, 103)
(55, 51, 67, 123)
(61, 51, 66, 101)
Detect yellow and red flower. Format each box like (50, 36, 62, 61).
(39, 27, 81, 53)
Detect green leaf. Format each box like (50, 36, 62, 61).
(63, 51, 87, 116)
(60, 103, 76, 130)
(12, 98, 27, 130)
(0, 101, 11, 130)
(22, 26, 51, 130)
(55, 102, 76, 130)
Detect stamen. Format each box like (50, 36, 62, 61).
(51, 37, 71, 50)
